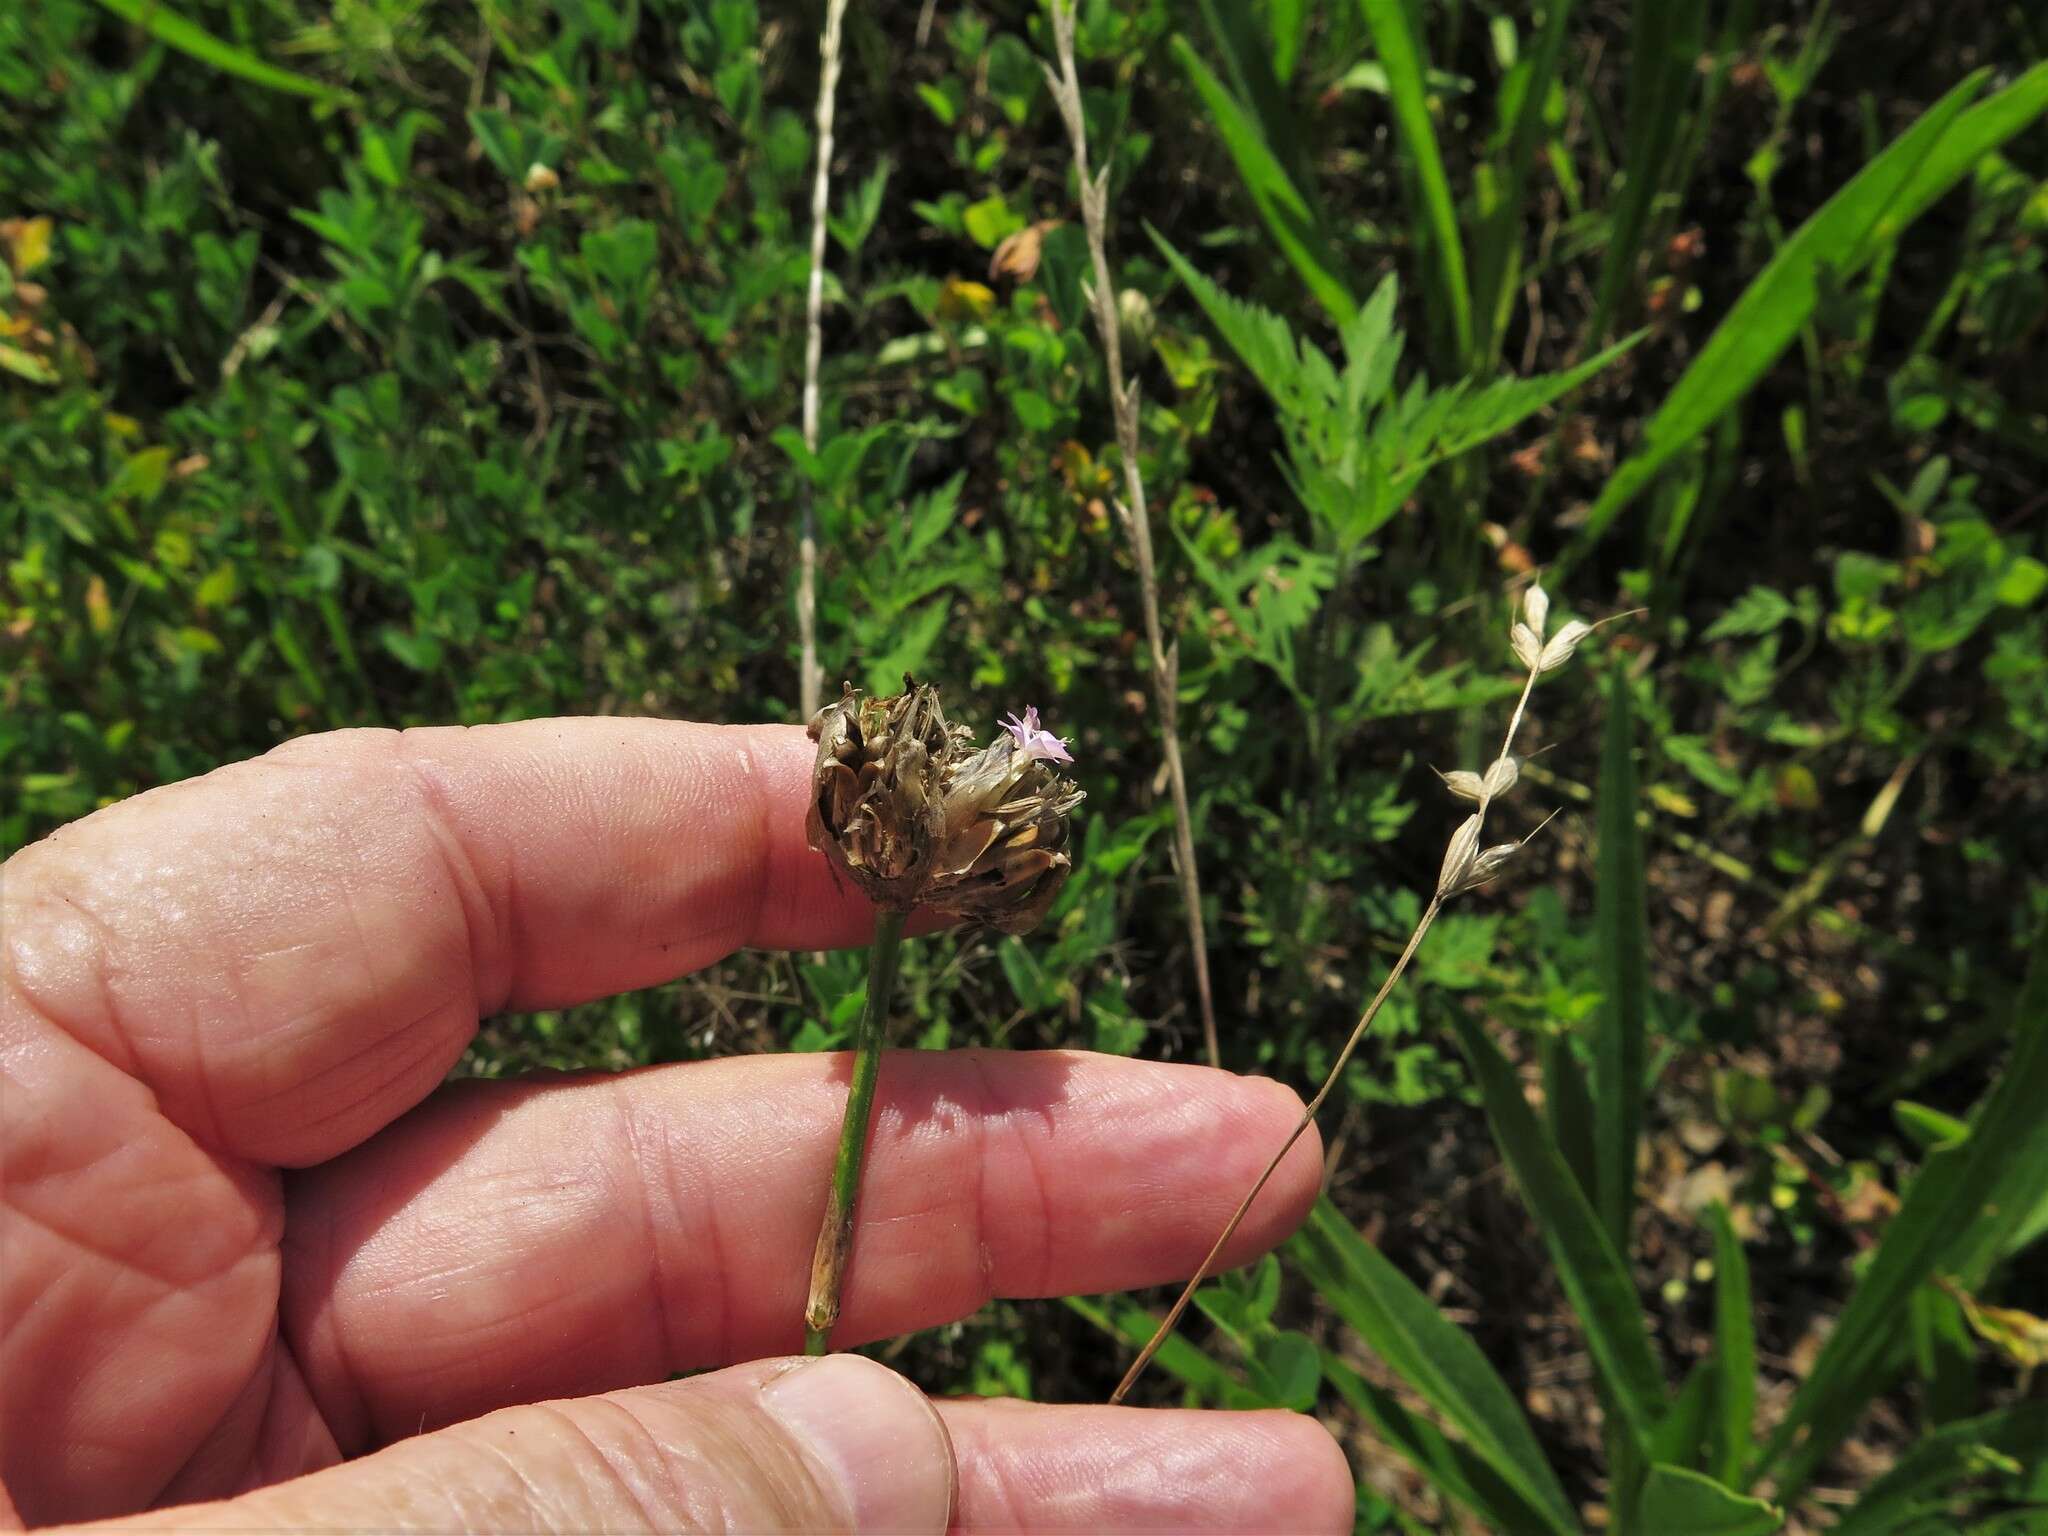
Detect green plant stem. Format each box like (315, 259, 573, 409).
(803, 907, 907, 1355)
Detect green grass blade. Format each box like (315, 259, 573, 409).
(1448, 1016, 1667, 1456)
(1756, 913, 2048, 1498)
(1831, 1402, 2048, 1536)
(1570, 69, 1993, 558)
(1173, 36, 1359, 326)
(1589, 0, 1707, 339)
(1593, 669, 1649, 1256)
(1291, 1198, 1580, 1536)
(1704, 1202, 1755, 1486)
(1634, 1464, 1782, 1535)
(1542, 1031, 1598, 1201)
(1650, 1357, 1716, 1470)
(1061, 1295, 1266, 1408)
(1321, 1353, 1581, 1536)
(1196, 0, 1315, 199)
(1353, 0, 1472, 365)
(90, 0, 351, 103)
(1470, 0, 1577, 371)
(1857, 59, 2048, 265)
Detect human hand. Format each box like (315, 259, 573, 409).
(2, 720, 1348, 1532)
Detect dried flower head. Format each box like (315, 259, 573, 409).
(808, 681, 1083, 932)
(806, 681, 951, 909)
(925, 719, 1085, 934)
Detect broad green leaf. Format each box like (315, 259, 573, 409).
(1354, 0, 1473, 364)
(1759, 915, 2048, 1497)
(1171, 36, 1358, 326)
(1831, 1402, 2048, 1536)
(1248, 1329, 1321, 1411)
(1449, 1016, 1667, 1454)
(1593, 671, 1648, 1253)
(1321, 1353, 1581, 1536)
(1634, 1464, 1781, 1536)
(1704, 1203, 1755, 1486)
(90, 0, 350, 103)
(1572, 70, 1993, 555)
(1290, 1199, 1579, 1536)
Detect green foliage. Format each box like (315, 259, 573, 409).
(7, 0, 2048, 1528)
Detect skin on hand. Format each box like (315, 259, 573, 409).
(0, 720, 1350, 1533)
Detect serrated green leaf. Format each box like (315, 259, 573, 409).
(1703, 587, 1798, 641)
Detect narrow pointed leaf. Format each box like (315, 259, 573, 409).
(1704, 1202, 1755, 1486)
(1354, 0, 1472, 363)
(1758, 915, 2048, 1497)
(1449, 1016, 1667, 1453)
(1570, 69, 1993, 555)
(1291, 1198, 1579, 1536)
(1634, 1464, 1781, 1536)
(1831, 1402, 2048, 1536)
(1172, 37, 1358, 326)
(1594, 670, 1649, 1254)
(1322, 1353, 1581, 1536)
(91, 0, 351, 103)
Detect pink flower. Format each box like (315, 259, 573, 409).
(1001, 706, 1074, 764)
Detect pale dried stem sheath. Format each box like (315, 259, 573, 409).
(1111, 584, 1577, 1404)
(1045, 0, 1221, 1070)
(796, 0, 850, 721)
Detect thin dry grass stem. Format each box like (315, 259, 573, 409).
(1108, 905, 1441, 1404)
(796, 0, 850, 721)
(1110, 581, 1593, 1405)
(1045, 0, 1221, 1070)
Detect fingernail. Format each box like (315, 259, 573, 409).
(760, 1355, 954, 1533)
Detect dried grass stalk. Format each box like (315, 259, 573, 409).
(1044, 0, 1221, 1070)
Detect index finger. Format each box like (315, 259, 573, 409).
(2, 720, 915, 1164)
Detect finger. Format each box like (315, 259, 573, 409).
(938, 1398, 1354, 1533)
(282, 1051, 1323, 1447)
(2, 720, 933, 1164)
(79, 1356, 956, 1535)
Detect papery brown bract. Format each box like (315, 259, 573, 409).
(924, 737, 1084, 935)
(806, 679, 1083, 933)
(805, 680, 953, 909)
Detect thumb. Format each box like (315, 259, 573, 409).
(82, 1356, 956, 1534)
